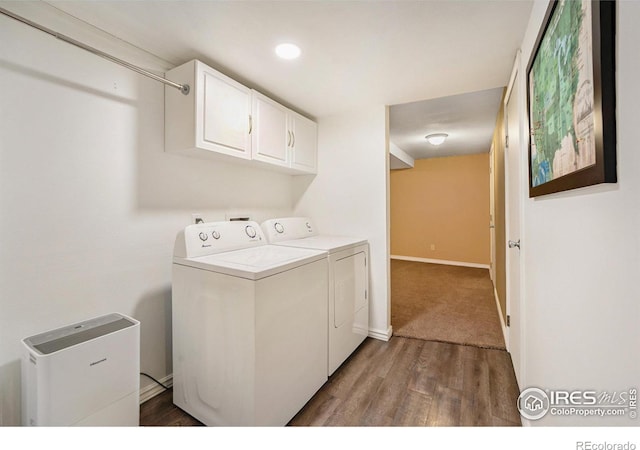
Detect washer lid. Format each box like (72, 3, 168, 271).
(273, 235, 368, 254)
(173, 245, 327, 280)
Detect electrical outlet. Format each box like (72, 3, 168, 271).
(191, 213, 204, 224)
(430, 244, 436, 251)
(225, 211, 251, 222)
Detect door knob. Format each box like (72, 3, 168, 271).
(508, 239, 520, 249)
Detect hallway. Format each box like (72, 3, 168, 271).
(391, 260, 505, 350)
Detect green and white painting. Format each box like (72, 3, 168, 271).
(529, 0, 595, 188)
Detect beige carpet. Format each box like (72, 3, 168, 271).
(391, 259, 506, 350)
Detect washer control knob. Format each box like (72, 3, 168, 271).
(245, 225, 257, 238)
(212, 230, 221, 240)
(274, 222, 284, 234)
(198, 232, 208, 241)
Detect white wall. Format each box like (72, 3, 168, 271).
(0, 13, 293, 425)
(517, 0, 640, 426)
(293, 107, 391, 339)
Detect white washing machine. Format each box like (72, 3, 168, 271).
(261, 217, 369, 375)
(172, 220, 328, 426)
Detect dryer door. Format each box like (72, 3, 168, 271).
(333, 251, 367, 328)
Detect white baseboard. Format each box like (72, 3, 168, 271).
(391, 254, 490, 270)
(493, 287, 509, 350)
(368, 325, 393, 341)
(139, 374, 173, 404)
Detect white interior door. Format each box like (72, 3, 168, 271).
(505, 59, 523, 385)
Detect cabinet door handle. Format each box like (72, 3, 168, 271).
(248, 115, 252, 134)
(287, 130, 292, 147)
(292, 131, 295, 147)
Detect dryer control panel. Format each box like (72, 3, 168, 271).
(174, 221, 265, 258)
(261, 217, 318, 243)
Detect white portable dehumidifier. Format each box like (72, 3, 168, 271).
(21, 313, 140, 426)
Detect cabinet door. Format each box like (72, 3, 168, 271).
(251, 91, 289, 167)
(289, 111, 317, 174)
(199, 65, 251, 159)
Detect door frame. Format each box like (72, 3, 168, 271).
(489, 143, 496, 284)
(504, 50, 527, 389)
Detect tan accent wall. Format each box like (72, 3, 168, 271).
(492, 89, 507, 323)
(390, 153, 490, 265)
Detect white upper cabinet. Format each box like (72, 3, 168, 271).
(251, 90, 289, 168)
(201, 67, 252, 158)
(165, 60, 251, 161)
(289, 110, 318, 174)
(251, 89, 317, 174)
(165, 60, 316, 174)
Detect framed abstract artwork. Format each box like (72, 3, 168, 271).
(527, 0, 617, 197)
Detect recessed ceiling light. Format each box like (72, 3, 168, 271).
(425, 133, 448, 146)
(275, 43, 301, 60)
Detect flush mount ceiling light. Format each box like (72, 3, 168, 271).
(425, 133, 448, 146)
(275, 43, 301, 60)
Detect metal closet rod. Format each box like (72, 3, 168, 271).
(0, 6, 190, 95)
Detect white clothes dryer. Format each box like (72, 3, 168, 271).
(261, 217, 369, 375)
(172, 220, 328, 426)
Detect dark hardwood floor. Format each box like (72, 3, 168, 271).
(140, 386, 203, 426)
(140, 336, 521, 427)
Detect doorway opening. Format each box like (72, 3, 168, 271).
(388, 88, 508, 351)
